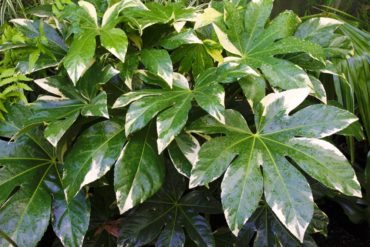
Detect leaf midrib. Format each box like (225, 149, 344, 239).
(257, 138, 300, 226)
(10, 163, 52, 241)
(0, 161, 50, 188)
(232, 137, 256, 229)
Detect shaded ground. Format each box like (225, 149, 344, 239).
(314, 201, 370, 247)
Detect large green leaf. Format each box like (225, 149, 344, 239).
(0, 134, 52, 247)
(118, 171, 220, 247)
(113, 64, 253, 153)
(189, 88, 361, 241)
(114, 124, 165, 213)
(0, 107, 86, 247)
(63, 120, 126, 201)
(211, 0, 326, 99)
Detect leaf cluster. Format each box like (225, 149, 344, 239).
(0, 0, 366, 246)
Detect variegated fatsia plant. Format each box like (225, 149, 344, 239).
(0, 0, 365, 246)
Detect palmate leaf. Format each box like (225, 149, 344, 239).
(210, 0, 326, 101)
(113, 66, 233, 154)
(118, 170, 221, 247)
(21, 64, 118, 147)
(0, 132, 52, 247)
(63, 0, 143, 83)
(189, 88, 361, 241)
(127, 2, 198, 32)
(0, 105, 90, 247)
(238, 204, 328, 247)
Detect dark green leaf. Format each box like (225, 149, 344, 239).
(0, 131, 53, 247)
(47, 166, 90, 247)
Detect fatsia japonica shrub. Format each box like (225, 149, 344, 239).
(0, 0, 363, 246)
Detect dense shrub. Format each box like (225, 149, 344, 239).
(0, 0, 368, 246)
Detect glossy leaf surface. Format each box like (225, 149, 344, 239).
(212, 0, 326, 99)
(189, 88, 361, 240)
(63, 120, 126, 201)
(114, 124, 165, 213)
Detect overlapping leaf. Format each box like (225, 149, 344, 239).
(127, 2, 198, 32)
(114, 123, 165, 214)
(21, 63, 118, 147)
(209, 0, 326, 101)
(168, 132, 200, 177)
(237, 204, 328, 246)
(63, 120, 126, 202)
(189, 88, 361, 241)
(0, 105, 90, 247)
(63, 0, 145, 83)
(113, 68, 227, 153)
(118, 171, 221, 247)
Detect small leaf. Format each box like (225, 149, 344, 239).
(160, 30, 202, 50)
(157, 95, 192, 153)
(44, 113, 79, 147)
(101, 28, 128, 62)
(213, 24, 242, 56)
(81, 92, 109, 118)
(168, 133, 200, 177)
(63, 31, 96, 84)
(194, 80, 225, 124)
(141, 49, 173, 87)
